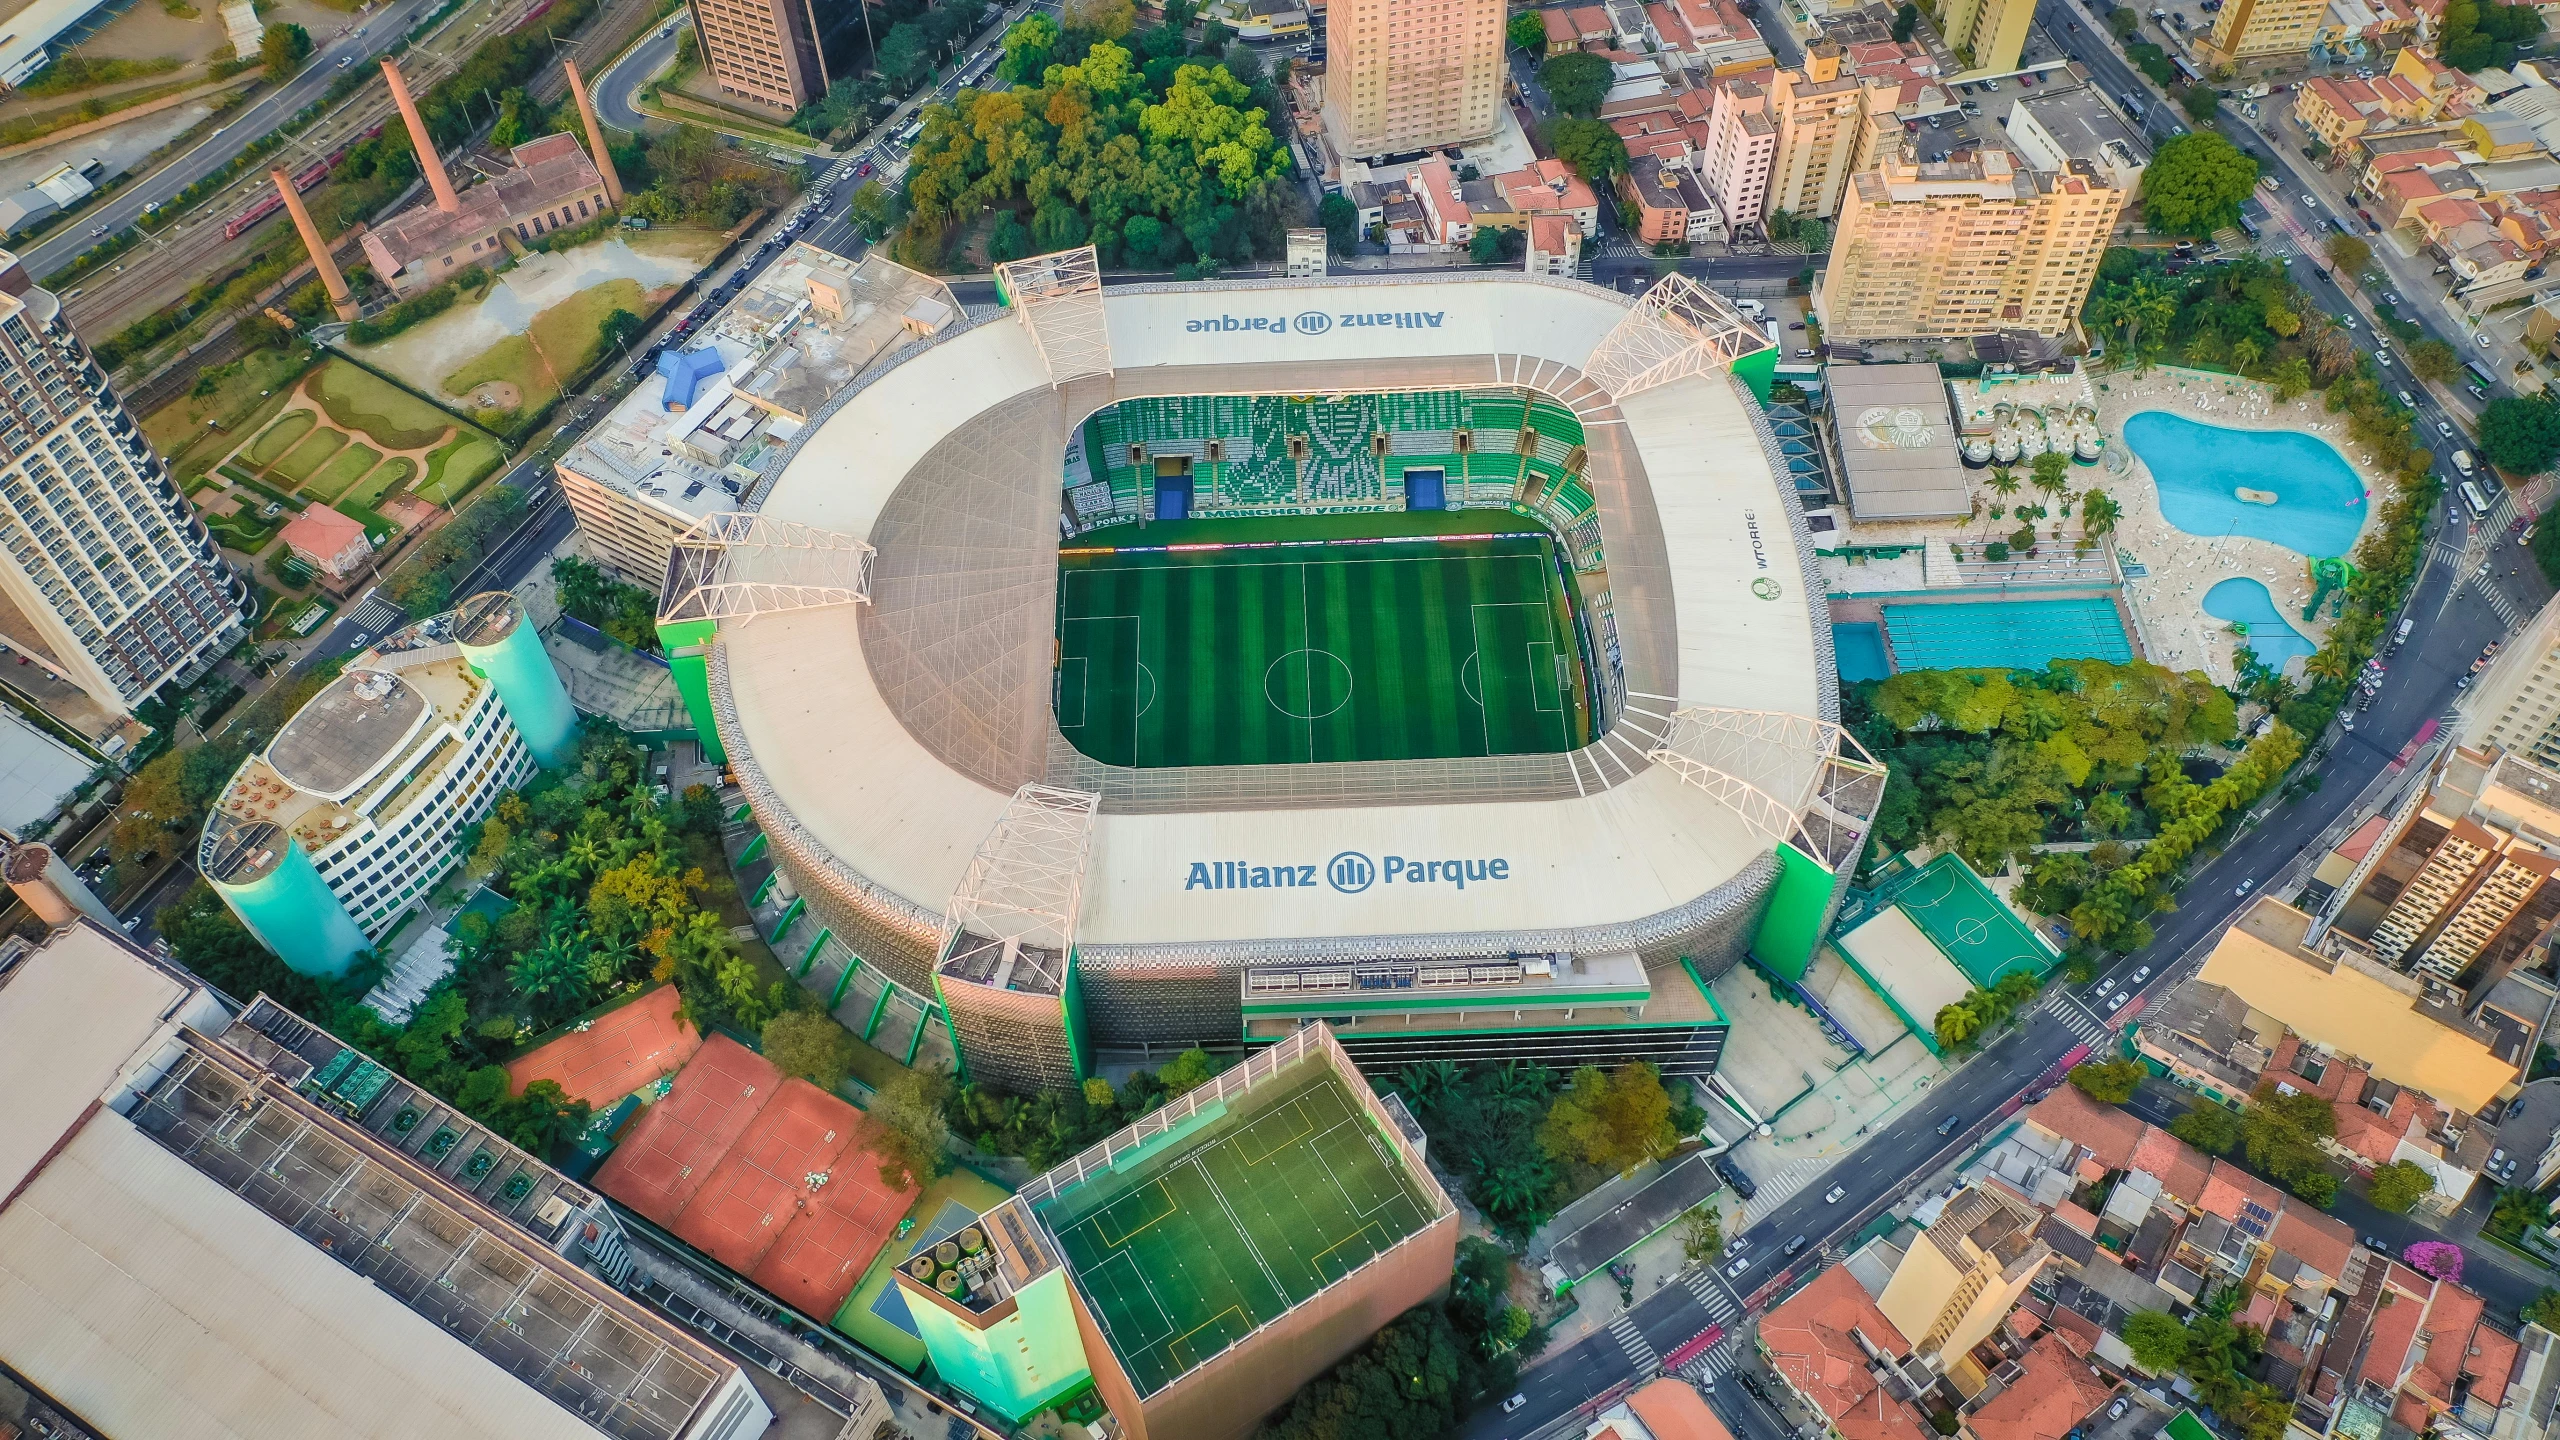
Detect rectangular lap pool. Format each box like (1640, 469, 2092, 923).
(1882, 598, 2134, 671)
(1835, 622, 1892, 682)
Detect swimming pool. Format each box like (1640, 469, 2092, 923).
(2202, 577, 2317, 670)
(1836, 622, 1892, 683)
(2122, 412, 2368, 558)
(1881, 598, 2133, 671)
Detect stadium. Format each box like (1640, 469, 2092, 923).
(658, 251, 1889, 1093)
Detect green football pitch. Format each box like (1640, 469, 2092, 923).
(1041, 1076, 1437, 1396)
(1055, 525, 1591, 768)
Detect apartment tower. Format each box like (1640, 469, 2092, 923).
(0, 250, 245, 727)
(1934, 0, 2033, 74)
(1699, 55, 1896, 233)
(2199, 0, 2326, 68)
(1322, 0, 1505, 156)
(1818, 149, 2123, 340)
(2462, 591, 2560, 767)
(686, 0, 828, 114)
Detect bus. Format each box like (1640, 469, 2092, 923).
(2465, 359, 2496, 392)
(2461, 479, 2494, 518)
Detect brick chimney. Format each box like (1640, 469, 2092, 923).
(563, 60, 624, 206)
(381, 57, 460, 213)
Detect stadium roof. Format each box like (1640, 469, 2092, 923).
(1822, 363, 1971, 520)
(718, 275, 1832, 959)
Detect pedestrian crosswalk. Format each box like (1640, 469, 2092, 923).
(1609, 1313, 1660, 1371)
(342, 592, 404, 638)
(2474, 572, 2525, 629)
(2044, 993, 2114, 1048)
(1673, 1274, 1744, 1385)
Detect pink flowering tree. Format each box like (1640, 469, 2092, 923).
(2403, 1241, 2464, 1283)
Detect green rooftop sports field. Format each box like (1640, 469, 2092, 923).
(1038, 1075, 1437, 1395)
(1055, 513, 1593, 768)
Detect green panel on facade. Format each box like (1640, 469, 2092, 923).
(658, 617, 722, 763)
(1734, 345, 1780, 406)
(1061, 954, 1089, 1079)
(1752, 841, 1838, 982)
(800, 927, 832, 976)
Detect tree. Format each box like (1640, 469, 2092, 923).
(2144, 132, 2257, 238)
(2181, 82, 2220, 123)
(1538, 1062, 1678, 1175)
(2170, 1100, 2243, 1155)
(1540, 51, 1613, 116)
(763, 1010, 857, 1093)
(2081, 490, 2123, 538)
(871, 1066, 954, 1187)
(1470, 225, 1506, 264)
(1510, 10, 1548, 49)
(2402, 337, 2458, 383)
(2526, 1289, 2560, 1332)
(1260, 1307, 1474, 1440)
(2480, 396, 2560, 474)
(848, 180, 899, 242)
(1549, 116, 1629, 182)
(2107, 5, 2139, 33)
(260, 22, 313, 79)
(2240, 1084, 2336, 1191)
(1066, 0, 1137, 36)
(1000, 11, 1060, 80)
(1892, 1, 1920, 37)
(1320, 192, 1359, 255)
(2402, 1239, 2464, 1282)
(2124, 1311, 2189, 1373)
(1678, 1202, 1724, 1264)
(2067, 1058, 2146, 1104)
(1156, 1046, 1220, 1093)
(2325, 232, 2371, 274)
(2364, 1159, 2435, 1213)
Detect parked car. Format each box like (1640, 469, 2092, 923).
(2362, 1235, 2391, 1252)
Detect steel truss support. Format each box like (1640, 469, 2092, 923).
(1648, 708, 1887, 870)
(938, 784, 1101, 994)
(658, 511, 877, 624)
(996, 246, 1114, 386)
(1581, 273, 1776, 401)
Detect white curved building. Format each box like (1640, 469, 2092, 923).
(659, 256, 1883, 1089)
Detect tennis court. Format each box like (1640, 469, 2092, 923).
(1892, 852, 2058, 986)
(504, 984, 702, 1107)
(1056, 525, 1589, 768)
(1881, 597, 2132, 670)
(591, 1033, 774, 1227)
(1040, 1075, 1436, 1395)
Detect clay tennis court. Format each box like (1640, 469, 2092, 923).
(505, 985, 703, 1107)
(592, 1034, 916, 1316)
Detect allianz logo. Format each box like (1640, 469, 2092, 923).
(1184, 852, 1513, 894)
(1181, 310, 1449, 336)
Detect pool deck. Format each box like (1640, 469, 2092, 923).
(2095, 366, 2384, 686)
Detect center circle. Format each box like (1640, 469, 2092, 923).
(1265, 648, 1353, 720)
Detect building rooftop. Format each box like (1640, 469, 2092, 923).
(2007, 83, 2149, 171)
(1821, 363, 1972, 519)
(268, 669, 430, 797)
(1762, 1267, 1929, 1440)
(367, 131, 607, 274)
(558, 248, 953, 522)
(1965, 1333, 2114, 1440)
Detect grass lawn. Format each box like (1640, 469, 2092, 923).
(420, 434, 503, 504)
(143, 349, 316, 484)
(444, 332, 559, 427)
(246, 409, 316, 468)
(530, 277, 646, 383)
(335, 497, 398, 543)
(272, 428, 347, 485)
(346, 455, 418, 509)
(306, 442, 384, 503)
(309, 357, 459, 450)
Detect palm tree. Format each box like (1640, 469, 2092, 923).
(1934, 1001, 1981, 1051)
(2081, 489, 2123, 538)
(2231, 335, 2264, 374)
(512, 934, 596, 1020)
(1986, 467, 2021, 502)
(2304, 646, 2355, 685)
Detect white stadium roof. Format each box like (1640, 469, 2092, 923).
(712, 272, 1841, 957)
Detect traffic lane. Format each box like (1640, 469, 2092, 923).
(598, 26, 683, 132)
(25, 0, 445, 275)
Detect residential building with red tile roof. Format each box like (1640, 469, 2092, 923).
(1760, 1267, 1933, 1440)
(1963, 1333, 2115, 1440)
(2021, 1087, 2144, 1173)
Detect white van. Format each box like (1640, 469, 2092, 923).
(2395, 617, 2414, 648)
(2461, 479, 2494, 518)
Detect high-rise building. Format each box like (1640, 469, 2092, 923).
(1873, 1182, 2052, 1373)
(2198, 0, 2325, 69)
(197, 593, 571, 977)
(686, 0, 827, 113)
(898, 1024, 1458, 1440)
(1700, 56, 1899, 233)
(2463, 591, 2560, 767)
(0, 919, 775, 1440)
(1933, 0, 2033, 74)
(1818, 148, 2123, 341)
(0, 251, 246, 729)
(1321, 0, 1504, 156)
(2323, 742, 2560, 987)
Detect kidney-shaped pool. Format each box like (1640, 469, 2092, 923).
(2121, 411, 2368, 558)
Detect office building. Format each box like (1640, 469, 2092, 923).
(558, 246, 953, 583)
(1321, 0, 1505, 156)
(2462, 592, 2560, 767)
(685, 0, 827, 113)
(2199, 0, 2327, 69)
(898, 1024, 1457, 1440)
(0, 920, 774, 1440)
(1818, 149, 2122, 340)
(197, 593, 573, 977)
(0, 252, 246, 732)
(1932, 0, 2032, 73)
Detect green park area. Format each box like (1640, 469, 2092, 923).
(443, 277, 648, 431)
(226, 357, 500, 517)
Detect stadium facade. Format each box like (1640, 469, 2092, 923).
(892, 1022, 1457, 1440)
(657, 253, 1885, 1091)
